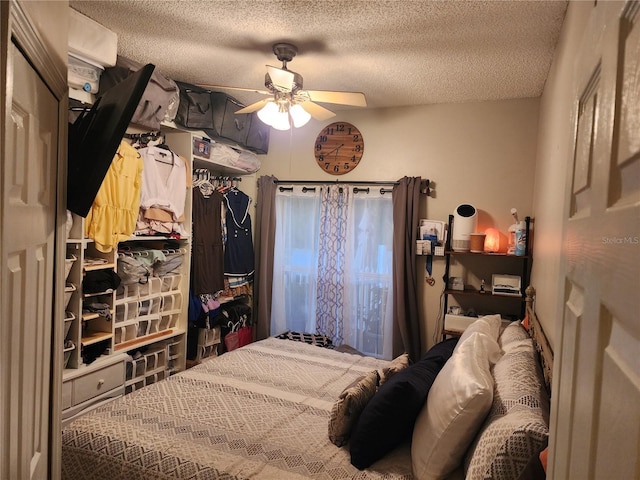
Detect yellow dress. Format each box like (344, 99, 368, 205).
(84, 141, 144, 252)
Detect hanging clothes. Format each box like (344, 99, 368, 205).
(191, 186, 225, 295)
(223, 188, 255, 277)
(138, 145, 187, 221)
(135, 145, 189, 237)
(84, 140, 144, 252)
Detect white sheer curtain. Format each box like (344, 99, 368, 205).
(271, 184, 393, 359)
(270, 186, 322, 336)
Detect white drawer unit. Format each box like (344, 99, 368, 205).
(73, 361, 124, 405)
(62, 354, 127, 425)
(62, 379, 73, 410)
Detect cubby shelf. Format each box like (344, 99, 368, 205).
(81, 331, 113, 346)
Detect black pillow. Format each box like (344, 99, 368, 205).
(349, 337, 458, 470)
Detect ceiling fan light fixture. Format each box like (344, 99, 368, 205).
(270, 102, 291, 130)
(289, 103, 311, 128)
(257, 101, 278, 126)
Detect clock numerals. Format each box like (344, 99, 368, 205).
(344, 163, 350, 170)
(324, 124, 354, 135)
(354, 144, 362, 153)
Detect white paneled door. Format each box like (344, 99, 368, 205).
(1, 24, 61, 480)
(551, 1, 640, 479)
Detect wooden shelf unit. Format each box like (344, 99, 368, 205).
(442, 215, 532, 338)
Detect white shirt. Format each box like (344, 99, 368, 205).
(138, 146, 187, 221)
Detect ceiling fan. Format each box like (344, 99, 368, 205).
(198, 42, 367, 130)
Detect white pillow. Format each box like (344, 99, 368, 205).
(498, 320, 530, 352)
(453, 314, 502, 357)
(411, 332, 499, 480)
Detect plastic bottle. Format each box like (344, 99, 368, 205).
(515, 221, 526, 256)
(508, 208, 519, 255)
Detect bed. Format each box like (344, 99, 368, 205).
(61, 287, 552, 480)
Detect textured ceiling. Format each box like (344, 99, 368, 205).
(69, 0, 568, 111)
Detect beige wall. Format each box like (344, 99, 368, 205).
(257, 98, 539, 351)
(531, 1, 592, 349)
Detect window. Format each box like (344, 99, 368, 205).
(271, 185, 393, 359)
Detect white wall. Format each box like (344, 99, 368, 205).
(531, 1, 592, 349)
(21, 1, 68, 67)
(257, 98, 539, 351)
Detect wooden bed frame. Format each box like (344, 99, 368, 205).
(524, 285, 553, 394)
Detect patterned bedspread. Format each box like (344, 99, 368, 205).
(61, 337, 413, 479)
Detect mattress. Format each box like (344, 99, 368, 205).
(61, 337, 413, 479)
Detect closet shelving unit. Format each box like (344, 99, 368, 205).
(63, 217, 127, 423)
(62, 133, 192, 423)
(163, 128, 256, 363)
(62, 124, 258, 422)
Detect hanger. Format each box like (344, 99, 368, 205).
(152, 145, 174, 165)
(193, 168, 214, 197)
(125, 131, 164, 149)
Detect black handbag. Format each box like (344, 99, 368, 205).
(175, 82, 215, 129)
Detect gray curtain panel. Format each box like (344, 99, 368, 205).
(254, 175, 278, 340)
(392, 176, 423, 361)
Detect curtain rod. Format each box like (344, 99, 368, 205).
(273, 178, 430, 194)
(275, 179, 397, 186)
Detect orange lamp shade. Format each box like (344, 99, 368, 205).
(484, 228, 503, 253)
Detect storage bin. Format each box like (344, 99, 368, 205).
(167, 341, 181, 358)
(115, 301, 138, 324)
(126, 357, 146, 381)
(160, 274, 182, 293)
(116, 283, 140, 303)
(138, 297, 161, 317)
(161, 292, 182, 313)
(68, 54, 103, 93)
(64, 283, 76, 310)
(124, 324, 137, 342)
(148, 317, 160, 335)
(63, 343, 75, 368)
(138, 277, 162, 297)
(68, 9, 117, 67)
(137, 319, 150, 338)
(64, 254, 77, 281)
(125, 380, 144, 395)
(64, 311, 75, 339)
(159, 313, 179, 331)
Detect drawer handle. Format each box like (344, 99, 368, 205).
(97, 379, 105, 388)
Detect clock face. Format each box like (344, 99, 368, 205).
(314, 122, 364, 175)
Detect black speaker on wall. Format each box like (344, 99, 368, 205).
(67, 63, 155, 217)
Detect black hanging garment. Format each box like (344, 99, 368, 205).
(191, 187, 225, 295)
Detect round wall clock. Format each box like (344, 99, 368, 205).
(314, 122, 364, 175)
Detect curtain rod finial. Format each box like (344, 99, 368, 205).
(421, 179, 431, 196)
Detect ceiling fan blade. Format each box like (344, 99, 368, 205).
(235, 99, 271, 114)
(306, 90, 367, 107)
(266, 65, 295, 91)
(196, 83, 270, 95)
(299, 101, 336, 121)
